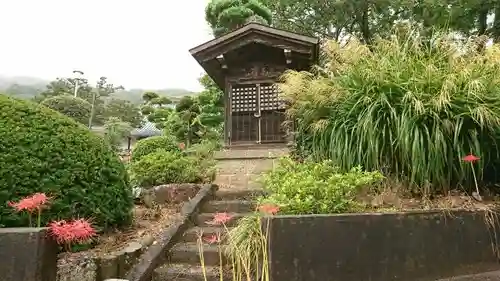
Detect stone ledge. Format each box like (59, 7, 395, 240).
(57, 234, 150, 281)
(266, 209, 500, 281)
(0, 227, 58, 281)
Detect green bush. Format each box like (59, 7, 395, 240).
(261, 157, 383, 214)
(280, 33, 500, 193)
(131, 135, 179, 162)
(130, 150, 202, 187)
(40, 95, 92, 125)
(0, 94, 133, 229)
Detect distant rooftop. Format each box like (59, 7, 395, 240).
(91, 120, 162, 138)
(130, 121, 162, 137)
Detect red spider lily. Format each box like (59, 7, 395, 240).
(8, 193, 50, 213)
(178, 142, 186, 150)
(48, 219, 96, 245)
(462, 154, 480, 163)
(258, 204, 280, 215)
(203, 234, 220, 244)
(206, 212, 233, 226)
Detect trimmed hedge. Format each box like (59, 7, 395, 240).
(40, 95, 92, 125)
(131, 135, 179, 162)
(130, 150, 200, 187)
(0, 94, 133, 229)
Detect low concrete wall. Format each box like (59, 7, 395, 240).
(0, 227, 58, 281)
(266, 210, 500, 281)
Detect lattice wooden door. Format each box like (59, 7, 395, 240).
(230, 84, 258, 143)
(259, 83, 286, 142)
(230, 83, 286, 144)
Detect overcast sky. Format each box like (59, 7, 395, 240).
(0, 0, 213, 91)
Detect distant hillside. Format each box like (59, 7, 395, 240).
(112, 88, 196, 104)
(0, 75, 47, 88)
(0, 75, 196, 103)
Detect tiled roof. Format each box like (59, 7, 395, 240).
(130, 121, 162, 137)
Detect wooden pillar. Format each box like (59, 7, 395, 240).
(224, 83, 233, 146)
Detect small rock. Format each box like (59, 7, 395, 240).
(472, 192, 483, 202)
(141, 191, 155, 208)
(152, 184, 200, 204)
(449, 195, 466, 208)
(139, 235, 155, 247)
(124, 241, 142, 253)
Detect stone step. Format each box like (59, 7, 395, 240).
(213, 177, 263, 189)
(216, 159, 278, 174)
(181, 226, 234, 243)
(215, 147, 288, 160)
(168, 242, 227, 266)
(201, 200, 255, 213)
(195, 212, 250, 227)
(153, 263, 228, 281)
(213, 188, 265, 200)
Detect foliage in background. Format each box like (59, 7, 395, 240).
(279, 31, 500, 194)
(35, 76, 135, 127)
(104, 99, 143, 128)
(263, 0, 500, 43)
(141, 91, 174, 127)
(184, 138, 222, 160)
(260, 157, 383, 214)
(205, 0, 273, 36)
(129, 150, 212, 187)
(131, 135, 180, 162)
(104, 117, 133, 153)
(0, 94, 133, 229)
(197, 74, 224, 134)
(40, 95, 92, 125)
(142, 74, 224, 146)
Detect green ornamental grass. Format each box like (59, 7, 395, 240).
(280, 32, 500, 194)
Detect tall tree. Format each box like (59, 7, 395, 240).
(141, 75, 224, 146)
(205, 0, 273, 36)
(262, 0, 409, 43)
(38, 76, 123, 126)
(141, 91, 174, 128)
(104, 99, 143, 128)
(89, 77, 124, 126)
(196, 74, 224, 130)
(263, 0, 493, 44)
(37, 78, 92, 102)
(104, 117, 133, 153)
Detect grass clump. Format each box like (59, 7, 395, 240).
(280, 31, 500, 194)
(260, 157, 383, 214)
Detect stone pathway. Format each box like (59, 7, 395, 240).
(152, 145, 287, 281)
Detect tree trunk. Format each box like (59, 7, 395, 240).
(493, 6, 500, 42)
(359, 4, 372, 45)
(477, 5, 488, 35)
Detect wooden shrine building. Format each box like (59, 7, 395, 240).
(190, 23, 319, 146)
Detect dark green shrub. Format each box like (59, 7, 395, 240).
(131, 135, 179, 162)
(0, 94, 133, 229)
(40, 95, 92, 125)
(129, 150, 201, 187)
